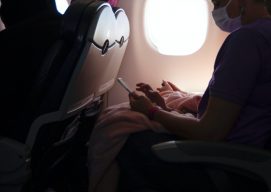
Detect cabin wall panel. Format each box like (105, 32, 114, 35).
(108, 0, 228, 106)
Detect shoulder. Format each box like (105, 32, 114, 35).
(227, 20, 271, 46)
(217, 28, 266, 57)
(228, 28, 261, 44)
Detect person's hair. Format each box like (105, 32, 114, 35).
(254, 0, 271, 14)
(265, 0, 271, 14)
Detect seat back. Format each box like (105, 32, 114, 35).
(25, 0, 130, 149)
(58, 3, 130, 114)
(93, 6, 130, 96)
(1, 1, 130, 191)
(28, 2, 130, 190)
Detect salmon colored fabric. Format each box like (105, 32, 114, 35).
(88, 90, 201, 192)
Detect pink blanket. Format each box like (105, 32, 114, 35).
(88, 91, 201, 192)
(159, 90, 201, 114)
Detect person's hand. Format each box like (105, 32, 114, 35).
(157, 80, 187, 94)
(136, 82, 154, 95)
(167, 81, 182, 92)
(157, 80, 174, 92)
(129, 92, 154, 115)
(136, 83, 169, 110)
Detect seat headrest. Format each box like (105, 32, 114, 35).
(114, 8, 130, 47)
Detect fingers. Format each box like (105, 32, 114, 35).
(129, 92, 140, 109)
(136, 83, 153, 92)
(129, 91, 140, 99)
(129, 92, 153, 114)
(167, 81, 181, 91)
(146, 90, 159, 100)
(156, 87, 162, 92)
(135, 81, 180, 94)
(157, 80, 173, 92)
(135, 83, 155, 100)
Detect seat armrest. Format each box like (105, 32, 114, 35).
(0, 137, 31, 185)
(152, 140, 271, 189)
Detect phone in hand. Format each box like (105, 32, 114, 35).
(117, 77, 133, 93)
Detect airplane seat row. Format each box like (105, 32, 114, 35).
(0, 0, 130, 191)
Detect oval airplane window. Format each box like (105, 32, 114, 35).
(55, 0, 70, 14)
(144, 0, 209, 56)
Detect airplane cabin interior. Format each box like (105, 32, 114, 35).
(0, 0, 271, 192)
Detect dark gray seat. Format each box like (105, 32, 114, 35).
(0, 1, 130, 191)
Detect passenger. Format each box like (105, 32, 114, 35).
(115, 0, 271, 191)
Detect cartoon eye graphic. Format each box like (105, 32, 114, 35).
(116, 36, 125, 48)
(102, 39, 110, 55)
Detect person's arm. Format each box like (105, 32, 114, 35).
(129, 92, 241, 141)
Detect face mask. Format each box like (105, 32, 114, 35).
(212, 0, 241, 32)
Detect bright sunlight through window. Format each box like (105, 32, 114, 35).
(144, 0, 209, 56)
(55, 0, 70, 14)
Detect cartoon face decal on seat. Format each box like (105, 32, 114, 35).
(60, 2, 130, 115)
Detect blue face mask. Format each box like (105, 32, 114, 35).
(212, 0, 241, 32)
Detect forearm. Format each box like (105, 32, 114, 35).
(151, 109, 221, 141)
(129, 93, 238, 141)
